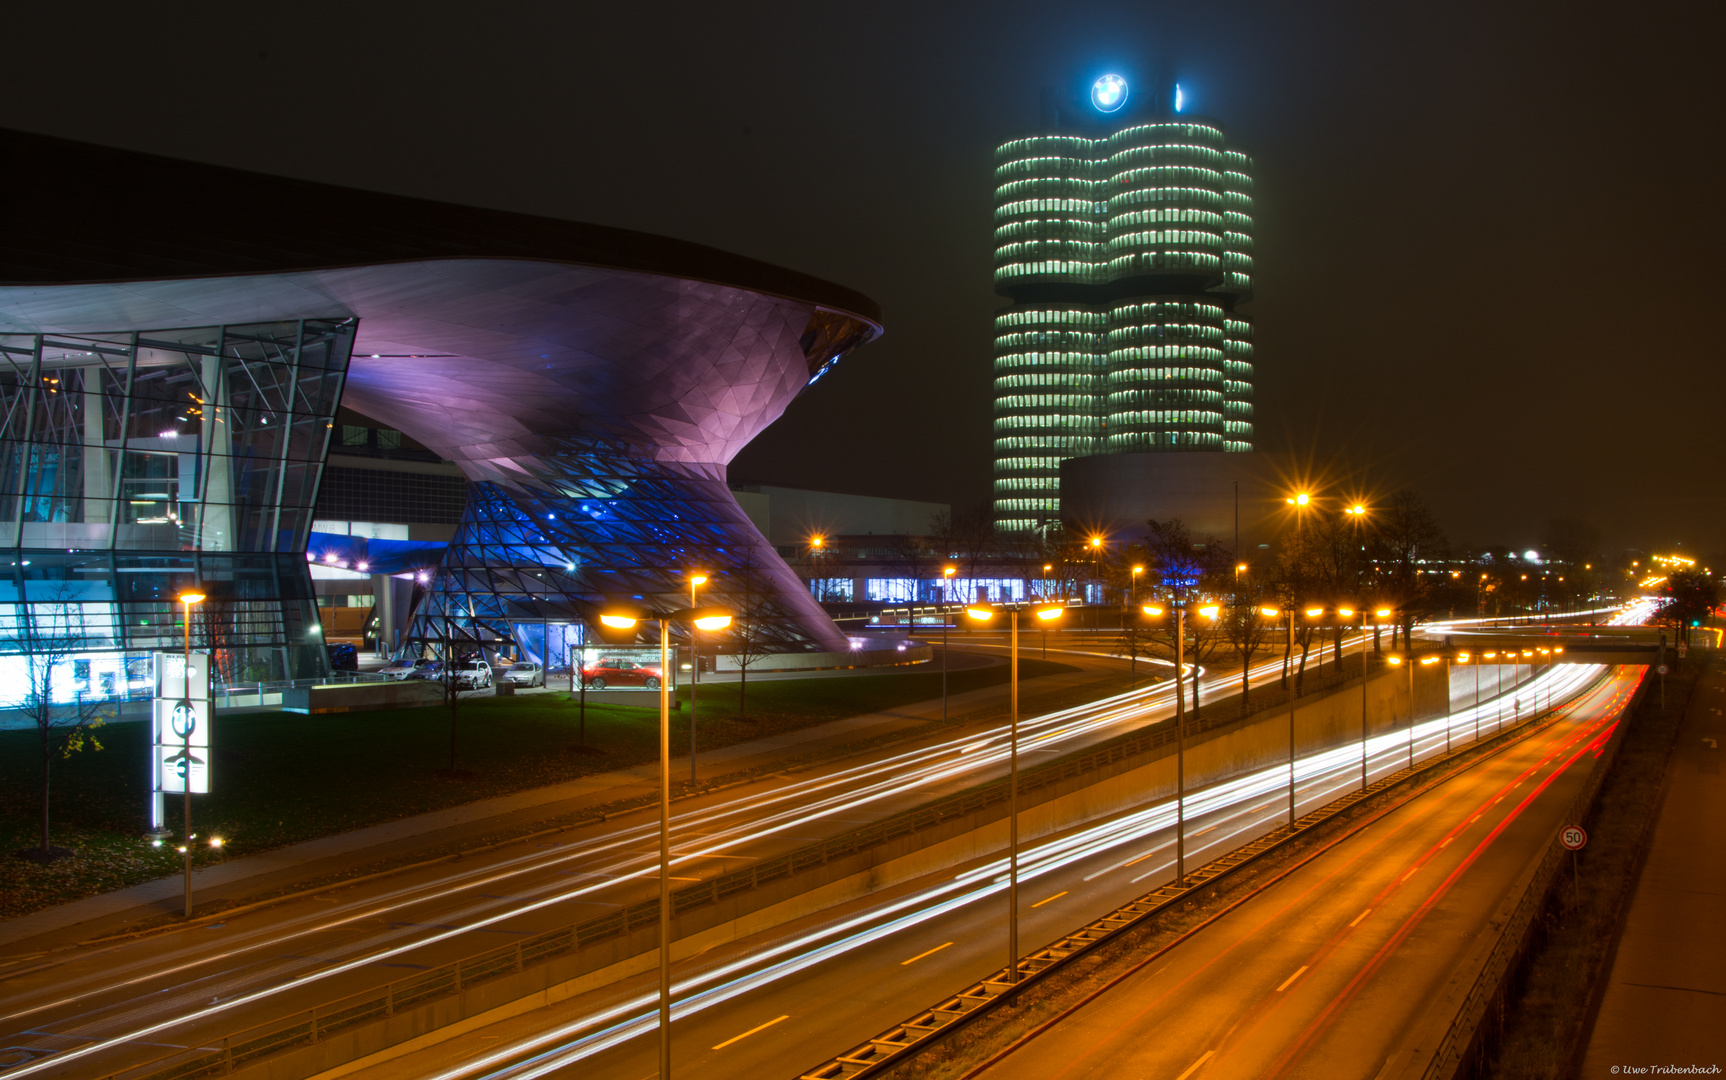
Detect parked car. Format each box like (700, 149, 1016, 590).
(502, 662, 544, 687)
(579, 657, 662, 690)
(453, 660, 492, 689)
(381, 658, 430, 681)
(407, 660, 446, 681)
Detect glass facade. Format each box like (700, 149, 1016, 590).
(992, 113, 1256, 531)
(408, 436, 843, 657)
(0, 320, 354, 685)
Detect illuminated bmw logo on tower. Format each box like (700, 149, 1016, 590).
(1091, 74, 1128, 113)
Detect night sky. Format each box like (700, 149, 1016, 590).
(4, 2, 1719, 555)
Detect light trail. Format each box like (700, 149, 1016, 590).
(432, 664, 1633, 1079)
(10, 606, 1650, 1077)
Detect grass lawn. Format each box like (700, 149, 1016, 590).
(0, 658, 1074, 920)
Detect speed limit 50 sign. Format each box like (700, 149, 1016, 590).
(1560, 825, 1588, 851)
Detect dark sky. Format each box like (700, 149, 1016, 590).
(4, 1, 1720, 556)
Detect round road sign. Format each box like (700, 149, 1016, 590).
(1657, 664, 1670, 675)
(1560, 825, 1587, 851)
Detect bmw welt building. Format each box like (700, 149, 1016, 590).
(0, 129, 881, 690)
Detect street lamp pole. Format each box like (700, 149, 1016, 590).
(598, 602, 733, 1080)
(942, 565, 956, 721)
(688, 574, 706, 782)
(965, 601, 1062, 985)
(656, 615, 671, 1078)
(178, 589, 204, 919)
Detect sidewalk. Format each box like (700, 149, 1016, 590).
(1580, 658, 1726, 1072)
(0, 661, 1110, 952)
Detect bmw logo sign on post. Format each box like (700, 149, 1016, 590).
(1560, 825, 1587, 851)
(1091, 74, 1128, 113)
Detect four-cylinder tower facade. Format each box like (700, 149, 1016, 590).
(991, 76, 1256, 532)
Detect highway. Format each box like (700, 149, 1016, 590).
(963, 668, 1642, 1080)
(0, 643, 1248, 1079)
(0, 608, 1636, 1080)
(340, 660, 1635, 1079)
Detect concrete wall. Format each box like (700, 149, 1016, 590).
(282, 680, 442, 714)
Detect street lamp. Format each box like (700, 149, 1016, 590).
(596, 599, 733, 1080)
(963, 600, 1064, 986)
(177, 588, 205, 918)
(1139, 599, 1218, 881)
(941, 565, 957, 721)
(687, 573, 708, 782)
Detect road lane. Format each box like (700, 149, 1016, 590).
(341, 662, 1632, 1080)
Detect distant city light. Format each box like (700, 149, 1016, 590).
(1174, 83, 1185, 112)
(1091, 74, 1128, 113)
(1524, 550, 1539, 561)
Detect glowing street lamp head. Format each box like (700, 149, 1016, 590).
(692, 611, 732, 632)
(965, 605, 996, 623)
(1337, 607, 1355, 618)
(598, 613, 638, 630)
(1375, 607, 1392, 619)
(1132, 565, 1144, 576)
(1091, 73, 1128, 113)
(1260, 606, 1280, 618)
(1286, 492, 1311, 507)
(1305, 606, 1324, 618)
(689, 573, 708, 587)
(1141, 604, 1164, 618)
(1033, 604, 1064, 622)
(944, 565, 957, 578)
(178, 591, 205, 606)
(1346, 503, 1366, 516)
(810, 535, 824, 550)
(1198, 604, 1220, 620)
(1089, 536, 1103, 549)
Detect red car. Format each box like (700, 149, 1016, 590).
(579, 657, 662, 689)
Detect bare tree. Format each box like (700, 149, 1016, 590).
(1220, 570, 1277, 711)
(1139, 519, 1230, 713)
(10, 584, 109, 861)
(1276, 525, 1324, 692)
(1368, 490, 1448, 647)
(728, 544, 776, 718)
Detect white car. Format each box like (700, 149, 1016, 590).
(380, 658, 428, 681)
(453, 660, 492, 689)
(502, 662, 544, 687)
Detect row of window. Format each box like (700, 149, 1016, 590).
(993, 431, 1100, 448)
(995, 177, 1100, 202)
(995, 394, 1096, 410)
(994, 414, 1100, 431)
(994, 218, 1104, 242)
(994, 352, 1100, 371)
(994, 373, 1098, 391)
(1106, 229, 1226, 250)
(1103, 143, 1227, 170)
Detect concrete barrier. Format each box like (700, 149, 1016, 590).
(282, 681, 442, 714)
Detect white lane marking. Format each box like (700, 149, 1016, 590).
(1400, 866, 1419, 883)
(1349, 908, 1372, 928)
(1275, 965, 1309, 993)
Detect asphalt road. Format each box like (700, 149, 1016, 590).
(0, 643, 1191, 1080)
(966, 668, 1644, 1080)
(340, 664, 1629, 1080)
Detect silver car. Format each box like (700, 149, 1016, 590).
(502, 662, 544, 687)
